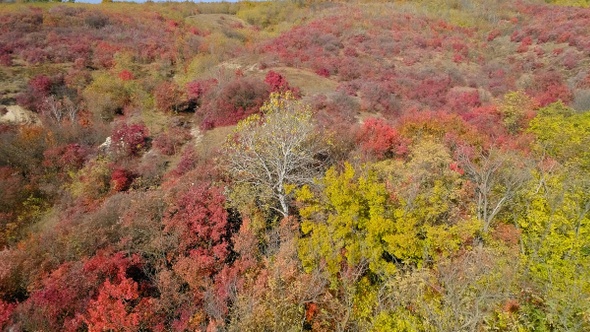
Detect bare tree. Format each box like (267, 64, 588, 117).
(375, 248, 516, 332)
(223, 92, 329, 217)
(227, 217, 329, 332)
(41, 95, 64, 124)
(63, 96, 81, 123)
(458, 145, 530, 233)
(41, 95, 80, 125)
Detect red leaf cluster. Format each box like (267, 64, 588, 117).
(111, 122, 150, 156)
(357, 118, 408, 159)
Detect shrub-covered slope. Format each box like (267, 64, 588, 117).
(0, 1, 589, 331)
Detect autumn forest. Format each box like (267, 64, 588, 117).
(0, 0, 589, 330)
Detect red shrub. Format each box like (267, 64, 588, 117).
(15, 74, 72, 113)
(0, 54, 11, 66)
(13, 251, 150, 332)
(358, 81, 399, 115)
(315, 68, 331, 77)
(16, 75, 51, 112)
(167, 147, 199, 180)
(446, 88, 481, 113)
(110, 168, 134, 192)
(82, 251, 134, 282)
(42, 143, 90, 173)
(536, 83, 572, 107)
(527, 71, 573, 106)
(521, 36, 533, 47)
(492, 223, 521, 247)
(321, 91, 359, 124)
(562, 50, 580, 69)
(557, 32, 571, 43)
(81, 252, 151, 331)
(152, 127, 192, 156)
(516, 44, 527, 53)
(29, 75, 52, 95)
(13, 262, 91, 331)
(487, 29, 501, 42)
(510, 30, 524, 43)
(186, 78, 218, 102)
(198, 76, 269, 129)
(264, 70, 290, 93)
(111, 122, 150, 156)
(460, 105, 505, 140)
(336, 57, 362, 81)
(118, 70, 134, 81)
(40, 142, 90, 189)
(453, 53, 465, 63)
(164, 184, 230, 270)
(357, 118, 408, 159)
(403, 73, 454, 109)
(92, 42, 121, 69)
(85, 277, 142, 332)
(154, 81, 184, 113)
(0, 300, 15, 330)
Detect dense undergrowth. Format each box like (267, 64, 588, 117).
(0, 0, 589, 331)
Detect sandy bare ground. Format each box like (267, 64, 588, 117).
(0, 105, 39, 125)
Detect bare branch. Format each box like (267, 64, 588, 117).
(223, 93, 329, 217)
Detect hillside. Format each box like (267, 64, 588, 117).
(0, 1, 589, 331)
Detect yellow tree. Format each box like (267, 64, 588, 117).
(297, 163, 398, 281)
(373, 140, 476, 262)
(513, 102, 590, 330)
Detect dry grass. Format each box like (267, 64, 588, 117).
(193, 125, 235, 161)
(185, 13, 250, 32)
